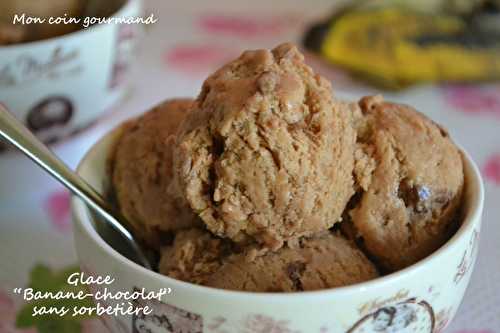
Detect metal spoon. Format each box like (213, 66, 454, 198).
(0, 104, 152, 270)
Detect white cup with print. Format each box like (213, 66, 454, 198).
(0, 0, 142, 197)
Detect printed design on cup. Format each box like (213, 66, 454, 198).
(26, 96, 74, 145)
(132, 292, 202, 333)
(239, 314, 300, 333)
(12, 95, 98, 148)
(109, 25, 137, 90)
(347, 298, 435, 333)
(434, 307, 453, 333)
(207, 314, 300, 333)
(454, 229, 479, 284)
(0, 46, 82, 88)
(0, 96, 79, 153)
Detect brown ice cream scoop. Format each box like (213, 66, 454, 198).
(173, 43, 356, 249)
(110, 99, 200, 248)
(347, 95, 464, 272)
(205, 232, 379, 292)
(158, 228, 234, 284)
(159, 230, 379, 292)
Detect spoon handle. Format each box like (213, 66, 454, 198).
(0, 104, 151, 269)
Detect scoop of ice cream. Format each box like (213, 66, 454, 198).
(159, 230, 379, 292)
(205, 232, 379, 292)
(174, 43, 356, 249)
(158, 228, 234, 284)
(347, 95, 464, 271)
(110, 99, 200, 248)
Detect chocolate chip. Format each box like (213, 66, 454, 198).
(398, 179, 434, 214)
(156, 230, 175, 247)
(212, 135, 224, 157)
(339, 191, 363, 235)
(287, 261, 306, 291)
(398, 179, 420, 207)
(346, 191, 363, 211)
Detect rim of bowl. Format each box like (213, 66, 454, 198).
(0, 0, 138, 49)
(72, 128, 484, 300)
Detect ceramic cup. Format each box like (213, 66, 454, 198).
(72, 127, 484, 333)
(0, 0, 141, 146)
(0, 0, 142, 198)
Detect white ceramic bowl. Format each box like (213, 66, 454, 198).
(72, 128, 484, 333)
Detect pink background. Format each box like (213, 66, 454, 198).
(0, 0, 499, 331)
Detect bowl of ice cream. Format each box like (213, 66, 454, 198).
(72, 44, 484, 332)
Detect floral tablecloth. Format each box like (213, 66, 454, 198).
(1, 0, 499, 332)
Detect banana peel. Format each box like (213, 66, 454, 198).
(304, 6, 500, 89)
